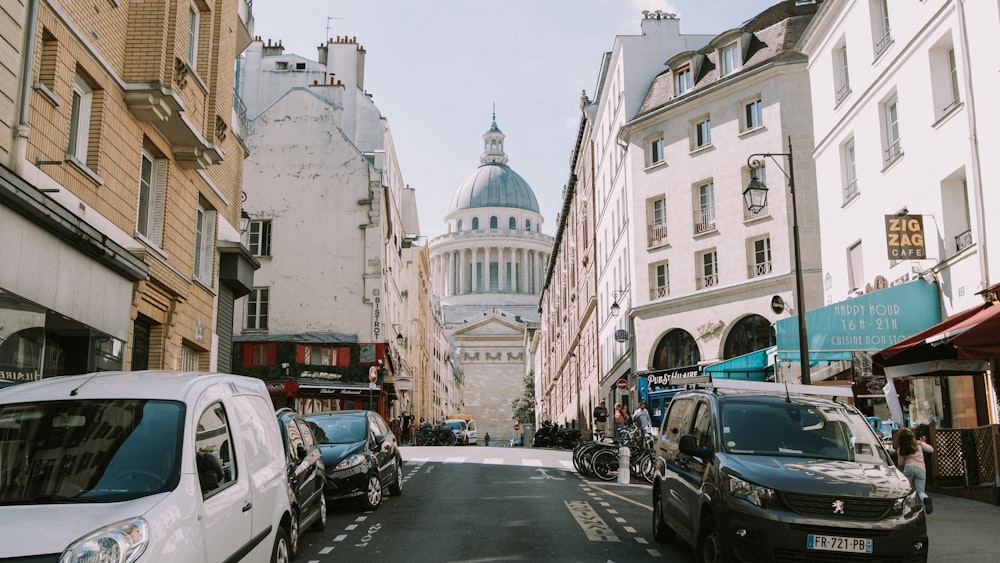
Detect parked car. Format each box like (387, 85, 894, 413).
(276, 407, 326, 557)
(447, 415, 478, 445)
(444, 419, 471, 445)
(652, 380, 928, 563)
(0, 371, 294, 563)
(303, 410, 403, 511)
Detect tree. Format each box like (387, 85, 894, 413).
(511, 372, 536, 424)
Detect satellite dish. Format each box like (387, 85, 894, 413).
(770, 295, 786, 315)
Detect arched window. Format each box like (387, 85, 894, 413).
(509, 217, 516, 229)
(525, 219, 531, 231)
(472, 217, 479, 230)
(457, 220, 463, 232)
(723, 314, 774, 359)
(490, 216, 498, 229)
(651, 329, 700, 369)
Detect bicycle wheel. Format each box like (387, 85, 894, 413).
(591, 449, 619, 481)
(441, 430, 457, 446)
(572, 443, 589, 474)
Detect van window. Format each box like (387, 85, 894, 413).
(692, 402, 714, 450)
(661, 397, 695, 446)
(195, 403, 236, 497)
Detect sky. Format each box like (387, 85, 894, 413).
(251, 0, 778, 238)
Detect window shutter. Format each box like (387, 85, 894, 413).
(150, 158, 167, 246)
(338, 347, 350, 366)
(203, 209, 217, 281)
(295, 344, 306, 363)
(242, 343, 254, 368)
(267, 343, 277, 366)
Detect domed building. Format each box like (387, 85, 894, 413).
(429, 115, 553, 442)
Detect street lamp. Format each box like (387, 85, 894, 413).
(392, 323, 404, 346)
(744, 136, 810, 385)
(610, 290, 622, 317)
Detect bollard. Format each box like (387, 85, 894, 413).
(618, 446, 630, 484)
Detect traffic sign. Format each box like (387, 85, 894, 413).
(616, 378, 628, 390)
(514, 423, 521, 431)
(369, 366, 379, 383)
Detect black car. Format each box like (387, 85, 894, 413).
(303, 410, 403, 511)
(276, 407, 327, 558)
(652, 380, 928, 563)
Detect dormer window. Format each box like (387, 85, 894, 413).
(675, 66, 692, 95)
(721, 43, 740, 76)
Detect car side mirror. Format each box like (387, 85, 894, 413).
(296, 443, 308, 462)
(679, 433, 711, 460)
(374, 434, 386, 447)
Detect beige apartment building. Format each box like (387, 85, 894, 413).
(1, 0, 257, 383)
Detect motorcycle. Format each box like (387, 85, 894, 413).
(532, 420, 582, 449)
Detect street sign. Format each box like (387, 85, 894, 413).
(616, 378, 628, 390)
(614, 329, 630, 342)
(514, 423, 521, 431)
(369, 366, 379, 384)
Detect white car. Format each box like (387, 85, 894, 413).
(0, 371, 294, 562)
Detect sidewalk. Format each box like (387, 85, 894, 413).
(926, 493, 1000, 561)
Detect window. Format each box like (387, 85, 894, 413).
(525, 219, 531, 231)
(490, 216, 498, 229)
(243, 343, 274, 367)
(941, 174, 972, 255)
(457, 220, 463, 232)
(749, 237, 772, 278)
(834, 40, 851, 104)
(929, 37, 961, 119)
(194, 204, 216, 283)
(721, 43, 740, 76)
(648, 197, 667, 246)
(181, 344, 200, 371)
(248, 220, 272, 257)
(743, 98, 762, 131)
(842, 138, 859, 202)
(472, 217, 479, 230)
(694, 117, 711, 149)
(675, 66, 692, 95)
(187, 4, 200, 69)
(871, 0, 892, 56)
(847, 241, 864, 292)
(68, 74, 93, 164)
(195, 404, 236, 496)
(297, 345, 350, 366)
(245, 288, 269, 330)
(652, 329, 700, 370)
(137, 148, 166, 245)
(881, 95, 902, 165)
(651, 262, 669, 299)
(649, 137, 665, 166)
(509, 217, 516, 229)
(698, 250, 718, 289)
(695, 182, 715, 233)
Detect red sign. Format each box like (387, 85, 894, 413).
(514, 423, 521, 431)
(616, 378, 628, 390)
(369, 366, 379, 383)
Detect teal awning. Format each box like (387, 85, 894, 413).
(703, 347, 774, 381)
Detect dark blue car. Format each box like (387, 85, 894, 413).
(303, 410, 403, 511)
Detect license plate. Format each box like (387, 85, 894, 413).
(807, 534, 873, 553)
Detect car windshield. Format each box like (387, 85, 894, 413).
(0, 399, 184, 504)
(445, 421, 466, 432)
(720, 399, 890, 464)
(306, 415, 368, 444)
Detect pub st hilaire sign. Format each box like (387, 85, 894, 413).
(885, 214, 926, 260)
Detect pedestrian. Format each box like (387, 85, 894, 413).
(896, 427, 935, 514)
(613, 403, 627, 439)
(483, 432, 490, 446)
(592, 400, 609, 439)
(632, 400, 652, 433)
(398, 411, 413, 444)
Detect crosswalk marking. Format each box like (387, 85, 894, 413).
(522, 458, 543, 466)
(484, 457, 504, 464)
(444, 457, 467, 463)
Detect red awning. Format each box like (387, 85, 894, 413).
(872, 302, 1000, 375)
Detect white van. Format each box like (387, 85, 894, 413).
(0, 371, 294, 562)
(447, 415, 477, 445)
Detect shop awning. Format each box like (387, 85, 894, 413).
(703, 347, 774, 381)
(871, 302, 1000, 376)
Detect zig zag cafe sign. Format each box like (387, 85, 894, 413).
(885, 214, 926, 260)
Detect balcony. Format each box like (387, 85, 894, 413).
(693, 209, 716, 234)
(748, 261, 772, 278)
(955, 229, 973, 253)
(696, 273, 718, 290)
(842, 179, 859, 202)
(647, 221, 668, 247)
(649, 285, 669, 300)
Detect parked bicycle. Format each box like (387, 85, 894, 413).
(413, 421, 458, 446)
(572, 426, 655, 482)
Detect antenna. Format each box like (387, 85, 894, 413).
(325, 16, 346, 41)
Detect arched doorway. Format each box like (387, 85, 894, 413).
(651, 329, 701, 369)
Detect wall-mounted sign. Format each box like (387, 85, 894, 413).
(614, 329, 630, 342)
(885, 214, 926, 260)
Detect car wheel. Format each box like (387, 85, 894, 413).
(358, 473, 383, 511)
(310, 494, 327, 531)
(271, 525, 291, 563)
(697, 515, 723, 563)
(652, 485, 676, 544)
(289, 510, 300, 559)
(388, 459, 403, 496)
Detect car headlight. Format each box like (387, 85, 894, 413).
(726, 474, 775, 507)
(334, 454, 366, 471)
(891, 490, 922, 516)
(59, 517, 148, 563)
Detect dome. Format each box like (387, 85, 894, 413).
(449, 163, 540, 213)
(448, 115, 540, 214)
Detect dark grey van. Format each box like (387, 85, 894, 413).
(652, 382, 928, 562)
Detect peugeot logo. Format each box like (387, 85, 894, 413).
(832, 500, 845, 515)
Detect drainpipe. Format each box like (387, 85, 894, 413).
(956, 0, 989, 289)
(12, 0, 40, 176)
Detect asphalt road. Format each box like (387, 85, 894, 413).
(293, 445, 1000, 562)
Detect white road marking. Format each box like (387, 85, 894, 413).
(345, 524, 357, 530)
(647, 548, 662, 556)
(522, 458, 544, 466)
(624, 526, 636, 533)
(333, 535, 347, 542)
(407, 458, 429, 463)
(484, 457, 504, 464)
(636, 537, 649, 544)
(444, 457, 466, 463)
(559, 460, 575, 469)
(564, 500, 620, 542)
(319, 546, 334, 554)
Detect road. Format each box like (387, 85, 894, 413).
(293, 445, 1000, 562)
(294, 445, 684, 562)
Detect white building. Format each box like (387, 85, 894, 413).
(429, 117, 553, 441)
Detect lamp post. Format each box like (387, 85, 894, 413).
(744, 136, 810, 385)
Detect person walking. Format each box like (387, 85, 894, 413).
(613, 403, 627, 439)
(632, 400, 652, 433)
(897, 427, 935, 514)
(592, 400, 609, 439)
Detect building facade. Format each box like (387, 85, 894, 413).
(429, 117, 553, 442)
(1, 0, 257, 384)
